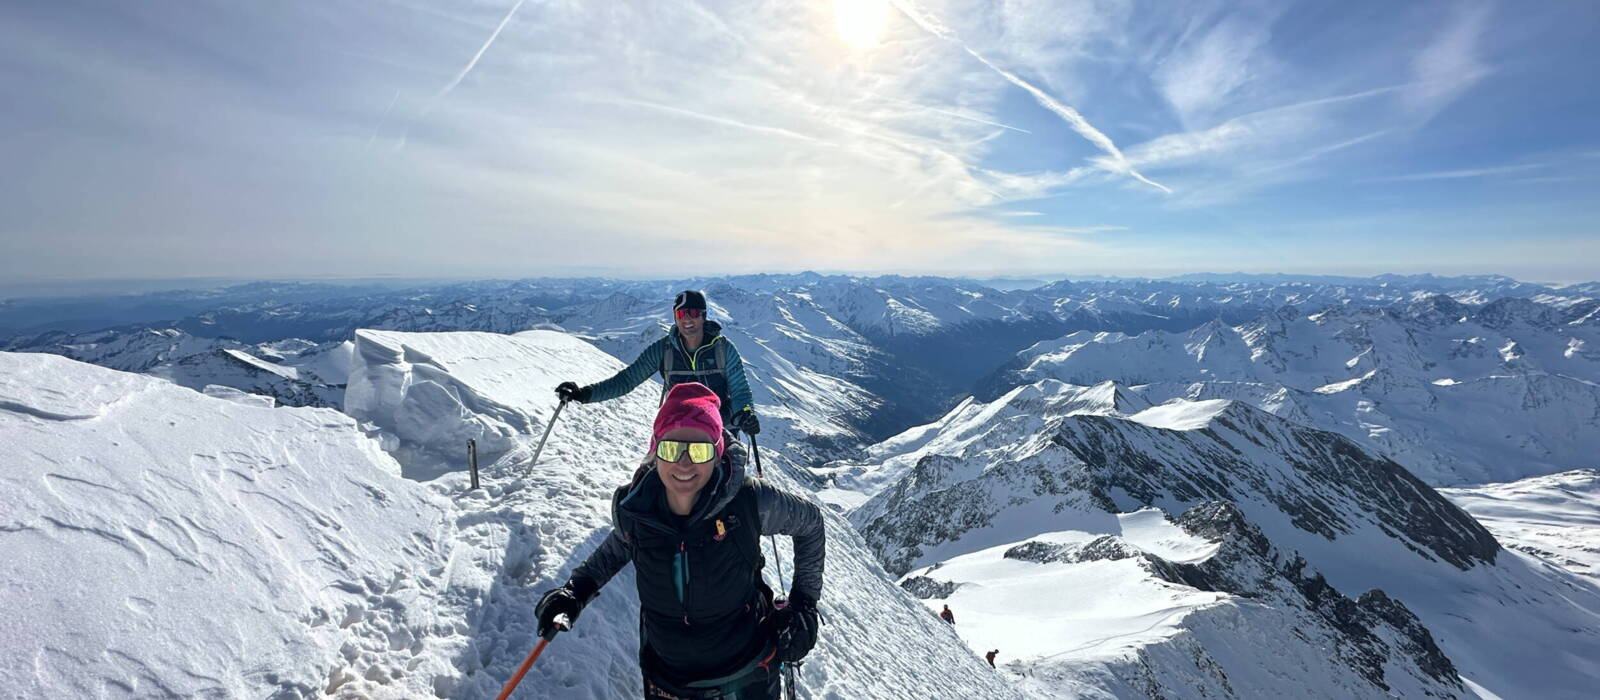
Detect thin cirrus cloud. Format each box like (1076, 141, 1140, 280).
(1364, 162, 1551, 183)
(885, 0, 1172, 194)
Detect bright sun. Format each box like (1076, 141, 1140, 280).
(834, 0, 891, 49)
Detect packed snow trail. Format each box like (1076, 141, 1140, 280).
(345, 329, 1028, 698)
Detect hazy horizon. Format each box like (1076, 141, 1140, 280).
(3, 268, 1594, 302)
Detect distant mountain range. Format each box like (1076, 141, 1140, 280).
(6, 272, 1596, 484)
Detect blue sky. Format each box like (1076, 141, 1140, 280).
(1, 0, 1596, 284)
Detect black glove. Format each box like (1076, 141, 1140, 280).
(535, 578, 596, 638)
(732, 410, 761, 436)
(555, 382, 592, 403)
(773, 592, 819, 663)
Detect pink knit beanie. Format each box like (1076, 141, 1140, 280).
(652, 382, 724, 456)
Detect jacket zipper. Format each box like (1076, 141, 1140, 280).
(677, 540, 691, 625)
(688, 336, 716, 371)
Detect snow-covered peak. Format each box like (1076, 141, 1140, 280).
(846, 378, 1600, 698)
(1126, 398, 1232, 430)
(998, 297, 1600, 485)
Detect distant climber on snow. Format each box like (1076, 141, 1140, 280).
(986, 649, 998, 668)
(535, 382, 824, 699)
(940, 604, 955, 624)
(557, 289, 761, 436)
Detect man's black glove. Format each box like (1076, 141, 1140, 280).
(535, 578, 597, 638)
(555, 381, 592, 403)
(773, 592, 819, 663)
(732, 410, 761, 436)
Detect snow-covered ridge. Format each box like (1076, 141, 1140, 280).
(844, 381, 1600, 699)
(340, 329, 1027, 699)
(1, 326, 348, 408)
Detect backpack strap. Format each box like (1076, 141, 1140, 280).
(659, 334, 675, 381)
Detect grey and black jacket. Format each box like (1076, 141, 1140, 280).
(568, 440, 825, 682)
(585, 320, 754, 423)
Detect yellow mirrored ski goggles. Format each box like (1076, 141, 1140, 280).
(655, 440, 717, 464)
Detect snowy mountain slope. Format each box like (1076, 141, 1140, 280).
(0, 335, 1028, 699)
(148, 347, 346, 409)
(342, 329, 1029, 699)
(815, 380, 1147, 511)
(918, 504, 1465, 699)
(3, 326, 239, 372)
(0, 352, 456, 698)
(991, 296, 1600, 485)
(5, 327, 350, 409)
(1443, 469, 1600, 584)
(845, 383, 1600, 698)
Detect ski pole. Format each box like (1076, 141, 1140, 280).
(496, 614, 569, 700)
(527, 398, 569, 470)
(749, 435, 787, 588)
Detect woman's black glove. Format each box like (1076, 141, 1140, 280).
(774, 592, 819, 662)
(555, 382, 592, 403)
(536, 578, 597, 638)
(732, 410, 761, 435)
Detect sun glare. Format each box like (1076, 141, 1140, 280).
(834, 0, 890, 49)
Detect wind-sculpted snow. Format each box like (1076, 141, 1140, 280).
(0, 351, 455, 698)
(845, 382, 1600, 698)
(346, 329, 604, 480)
(995, 295, 1600, 485)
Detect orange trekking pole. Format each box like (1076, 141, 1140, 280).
(496, 614, 570, 700)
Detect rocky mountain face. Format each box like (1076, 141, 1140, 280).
(840, 381, 1600, 699)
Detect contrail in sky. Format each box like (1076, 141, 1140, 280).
(430, 0, 525, 106)
(398, 0, 524, 148)
(886, 0, 1171, 194)
(367, 90, 400, 149)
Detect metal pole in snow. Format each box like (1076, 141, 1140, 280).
(527, 398, 569, 470)
(750, 435, 787, 589)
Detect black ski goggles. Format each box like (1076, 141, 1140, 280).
(674, 308, 704, 320)
(655, 440, 717, 464)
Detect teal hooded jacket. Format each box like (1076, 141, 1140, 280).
(586, 320, 754, 422)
